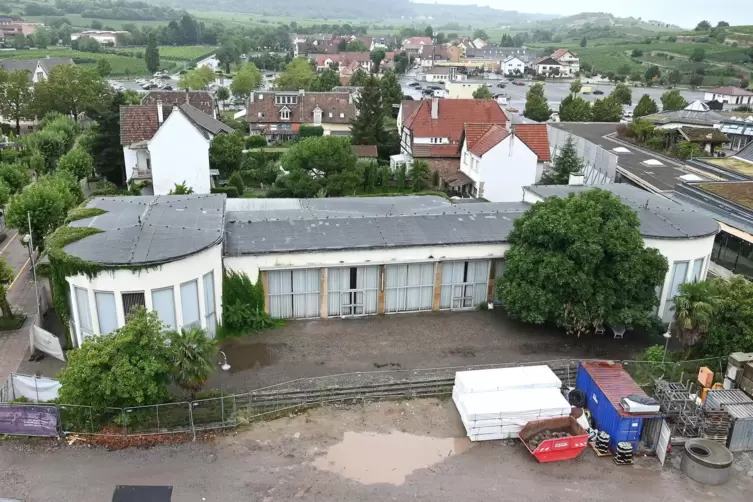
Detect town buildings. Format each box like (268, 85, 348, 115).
(704, 86, 753, 106)
(0, 58, 74, 83)
(71, 30, 130, 46)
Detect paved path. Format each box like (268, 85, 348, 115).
(0, 229, 42, 383)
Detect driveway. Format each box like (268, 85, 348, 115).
(210, 310, 652, 392)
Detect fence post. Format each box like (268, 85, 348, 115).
(188, 401, 195, 441)
(122, 408, 128, 436)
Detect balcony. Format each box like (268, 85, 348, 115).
(131, 166, 152, 180)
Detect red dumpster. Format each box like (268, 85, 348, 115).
(519, 416, 589, 463)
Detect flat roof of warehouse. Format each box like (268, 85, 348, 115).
(549, 123, 713, 192)
(224, 187, 719, 256)
(65, 195, 225, 266)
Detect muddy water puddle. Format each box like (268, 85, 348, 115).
(312, 430, 472, 485)
(220, 341, 284, 373)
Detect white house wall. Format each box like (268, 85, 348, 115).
(149, 111, 211, 195)
(67, 244, 223, 346)
(480, 136, 538, 202)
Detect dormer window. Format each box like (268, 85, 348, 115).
(275, 95, 298, 105)
(313, 107, 322, 125)
(280, 106, 291, 120)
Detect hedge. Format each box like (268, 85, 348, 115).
(211, 186, 239, 198)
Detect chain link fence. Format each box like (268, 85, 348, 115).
(10, 357, 728, 439)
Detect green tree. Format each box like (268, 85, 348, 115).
(0, 69, 33, 135)
(591, 95, 623, 122)
(668, 69, 682, 85)
(58, 309, 173, 409)
(703, 276, 753, 357)
(23, 129, 67, 172)
(673, 280, 718, 347)
(580, 36, 587, 47)
(346, 39, 368, 52)
(610, 82, 632, 105)
(84, 91, 128, 186)
(661, 89, 688, 111)
(424, 26, 434, 37)
(144, 32, 160, 74)
(633, 94, 659, 118)
(695, 20, 712, 31)
(310, 69, 340, 92)
(168, 326, 217, 400)
(275, 57, 314, 91)
(168, 182, 194, 195)
(57, 147, 93, 180)
(569, 79, 582, 95)
(472, 86, 494, 99)
(409, 160, 431, 191)
(498, 189, 668, 335)
(473, 29, 489, 41)
(348, 68, 369, 87)
(0, 179, 10, 207)
(0, 258, 14, 318)
(379, 70, 402, 114)
(215, 86, 230, 106)
(675, 141, 703, 160)
(539, 135, 584, 184)
(631, 49, 644, 57)
(350, 76, 385, 146)
(558, 94, 592, 122)
(645, 65, 661, 82)
(0, 162, 30, 193)
(228, 172, 245, 196)
(96, 58, 111, 77)
(209, 133, 245, 177)
(33, 64, 107, 120)
(690, 47, 706, 62)
(230, 63, 262, 98)
(524, 83, 551, 122)
(370, 49, 386, 74)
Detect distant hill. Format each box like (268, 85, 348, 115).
(550, 12, 681, 31)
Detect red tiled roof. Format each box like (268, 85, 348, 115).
(707, 86, 753, 97)
(412, 144, 461, 157)
(246, 91, 356, 124)
(141, 91, 214, 117)
(551, 48, 572, 60)
(404, 37, 433, 47)
(400, 100, 421, 125)
(514, 123, 551, 161)
(339, 51, 371, 63)
(404, 99, 507, 143)
(425, 158, 471, 187)
(120, 105, 161, 145)
(467, 124, 510, 156)
(352, 145, 378, 157)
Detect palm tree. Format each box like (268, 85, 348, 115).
(672, 280, 718, 347)
(168, 326, 218, 400)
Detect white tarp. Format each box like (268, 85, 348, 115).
(29, 325, 65, 362)
(453, 365, 561, 395)
(10, 374, 61, 402)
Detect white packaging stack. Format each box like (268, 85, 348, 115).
(452, 366, 571, 441)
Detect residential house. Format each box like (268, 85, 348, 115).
(642, 100, 728, 130)
(502, 56, 525, 76)
(0, 16, 41, 38)
(314, 52, 372, 73)
(458, 123, 550, 201)
(246, 90, 357, 141)
(446, 45, 463, 63)
(120, 101, 233, 195)
(704, 86, 753, 106)
(402, 37, 433, 57)
(535, 57, 564, 77)
(349, 35, 374, 51)
(550, 49, 580, 76)
(717, 116, 753, 151)
(420, 45, 448, 68)
(0, 58, 74, 82)
(71, 30, 130, 45)
(141, 90, 217, 119)
(446, 82, 485, 99)
(471, 38, 488, 49)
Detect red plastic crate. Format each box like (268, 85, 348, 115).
(519, 416, 589, 463)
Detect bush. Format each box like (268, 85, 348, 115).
(41, 114, 78, 151)
(210, 186, 239, 198)
(245, 135, 267, 148)
(0, 162, 30, 193)
(228, 172, 245, 196)
(57, 148, 94, 180)
(221, 269, 278, 337)
(299, 125, 324, 138)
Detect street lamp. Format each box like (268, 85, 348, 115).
(21, 224, 40, 317)
(219, 350, 231, 372)
(662, 322, 673, 363)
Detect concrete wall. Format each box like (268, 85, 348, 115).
(67, 244, 223, 346)
(149, 110, 211, 195)
(446, 82, 483, 99)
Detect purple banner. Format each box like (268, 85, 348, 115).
(0, 405, 58, 436)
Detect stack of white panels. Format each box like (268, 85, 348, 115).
(452, 366, 570, 441)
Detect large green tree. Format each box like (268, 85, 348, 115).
(209, 133, 245, 177)
(409, 160, 431, 191)
(0, 258, 14, 318)
(350, 76, 385, 146)
(524, 83, 552, 122)
(673, 281, 718, 347)
(57, 147, 94, 180)
(591, 95, 623, 122)
(370, 49, 386, 74)
(498, 189, 668, 335)
(84, 91, 128, 185)
(33, 64, 107, 120)
(144, 32, 160, 74)
(539, 135, 584, 184)
(610, 83, 632, 105)
(379, 70, 403, 114)
(168, 326, 217, 400)
(472, 86, 494, 99)
(634, 94, 659, 118)
(310, 69, 340, 92)
(0, 69, 33, 135)
(558, 94, 592, 122)
(275, 57, 314, 91)
(661, 90, 688, 111)
(348, 68, 369, 87)
(703, 276, 753, 357)
(230, 63, 263, 98)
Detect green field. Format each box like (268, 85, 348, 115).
(0, 48, 176, 76)
(21, 13, 167, 30)
(115, 45, 217, 61)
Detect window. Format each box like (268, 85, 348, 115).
(151, 287, 176, 330)
(122, 292, 145, 319)
(313, 109, 322, 125)
(180, 280, 200, 328)
(268, 269, 320, 319)
(328, 266, 379, 316)
(203, 272, 216, 338)
(385, 263, 435, 313)
(463, 151, 469, 165)
(664, 261, 689, 321)
(75, 287, 93, 339)
(328, 112, 333, 118)
(280, 108, 290, 120)
(691, 258, 705, 282)
(339, 112, 344, 118)
(440, 261, 490, 309)
(95, 291, 117, 335)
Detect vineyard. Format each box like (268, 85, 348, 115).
(115, 45, 217, 61)
(0, 48, 177, 76)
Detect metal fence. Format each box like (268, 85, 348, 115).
(5, 357, 727, 439)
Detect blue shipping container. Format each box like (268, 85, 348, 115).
(576, 362, 661, 452)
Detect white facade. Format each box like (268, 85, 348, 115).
(67, 244, 223, 347)
(461, 135, 539, 202)
(446, 82, 484, 99)
(536, 62, 564, 76)
(502, 57, 525, 76)
(425, 71, 450, 82)
(71, 30, 129, 45)
(554, 52, 580, 76)
(703, 91, 753, 106)
(123, 106, 213, 195)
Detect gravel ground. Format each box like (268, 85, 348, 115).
(2, 398, 751, 502)
(208, 310, 651, 392)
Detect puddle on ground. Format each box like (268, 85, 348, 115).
(220, 341, 277, 373)
(312, 430, 472, 485)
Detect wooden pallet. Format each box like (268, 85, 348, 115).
(589, 441, 612, 458)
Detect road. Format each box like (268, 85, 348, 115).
(1, 399, 751, 501)
(0, 228, 41, 383)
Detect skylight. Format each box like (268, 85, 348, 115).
(612, 147, 631, 153)
(642, 159, 664, 167)
(680, 174, 704, 182)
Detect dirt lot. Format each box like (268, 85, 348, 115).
(2, 398, 751, 502)
(209, 310, 652, 391)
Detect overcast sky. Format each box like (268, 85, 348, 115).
(420, 1, 752, 28)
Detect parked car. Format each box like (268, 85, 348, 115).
(593, 89, 605, 95)
(141, 83, 158, 90)
(513, 81, 525, 86)
(497, 83, 507, 88)
(408, 82, 420, 87)
(437, 80, 445, 84)
(265, 73, 274, 78)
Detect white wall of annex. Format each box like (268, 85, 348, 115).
(478, 135, 538, 203)
(149, 111, 211, 195)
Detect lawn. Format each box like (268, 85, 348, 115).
(115, 45, 217, 61)
(704, 158, 753, 177)
(21, 13, 167, 29)
(0, 48, 176, 76)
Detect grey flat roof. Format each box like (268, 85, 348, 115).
(549, 123, 713, 192)
(224, 196, 528, 255)
(65, 195, 225, 266)
(525, 183, 720, 239)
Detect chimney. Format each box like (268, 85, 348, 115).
(157, 100, 163, 124)
(299, 89, 305, 96)
(568, 173, 585, 186)
(431, 98, 439, 119)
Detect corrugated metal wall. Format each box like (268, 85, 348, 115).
(726, 403, 753, 452)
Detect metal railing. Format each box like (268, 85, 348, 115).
(4, 357, 727, 439)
